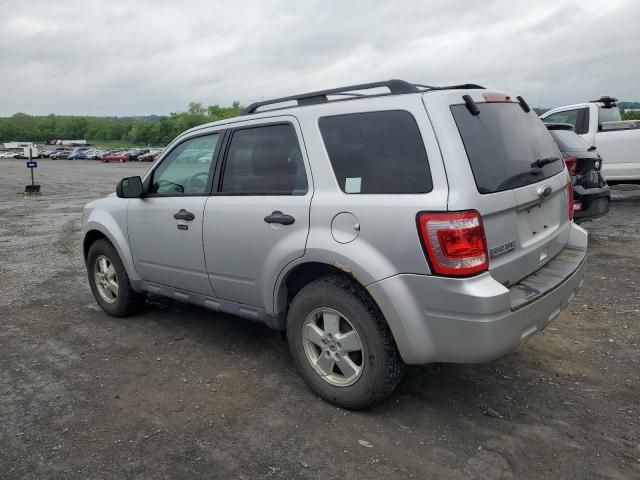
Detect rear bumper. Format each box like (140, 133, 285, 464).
(367, 223, 588, 365)
(574, 185, 610, 222)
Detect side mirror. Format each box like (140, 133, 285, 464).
(116, 176, 143, 198)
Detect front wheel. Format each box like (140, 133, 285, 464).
(287, 277, 405, 410)
(87, 239, 146, 317)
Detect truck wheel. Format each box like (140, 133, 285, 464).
(87, 239, 145, 317)
(287, 277, 405, 410)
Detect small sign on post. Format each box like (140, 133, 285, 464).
(24, 147, 41, 194)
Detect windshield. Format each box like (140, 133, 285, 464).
(451, 102, 564, 194)
(548, 129, 591, 152)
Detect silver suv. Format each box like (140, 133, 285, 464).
(82, 80, 587, 409)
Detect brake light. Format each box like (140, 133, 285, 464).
(482, 93, 512, 103)
(563, 155, 577, 175)
(417, 211, 488, 276)
(567, 183, 574, 221)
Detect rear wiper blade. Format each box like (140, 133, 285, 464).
(530, 156, 561, 169)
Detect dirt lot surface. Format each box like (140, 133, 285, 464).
(1, 159, 639, 479)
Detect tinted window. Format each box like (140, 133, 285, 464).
(151, 134, 219, 195)
(451, 103, 564, 194)
(220, 124, 307, 195)
(598, 106, 622, 123)
(548, 129, 590, 152)
(319, 111, 432, 194)
(544, 109, 578, 128)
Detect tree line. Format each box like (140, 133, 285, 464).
(1, 100, 638, 147)
(0, 102, 243, 147)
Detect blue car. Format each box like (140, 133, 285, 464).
(69, 152, 89, 160)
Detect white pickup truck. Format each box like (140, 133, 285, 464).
(541, 97, 640, 183)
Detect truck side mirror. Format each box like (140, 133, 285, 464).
(116, 176, 143, 198)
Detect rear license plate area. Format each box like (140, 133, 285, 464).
(517, 197, 560, 246)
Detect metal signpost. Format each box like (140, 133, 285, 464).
(24, 147, 41, 194)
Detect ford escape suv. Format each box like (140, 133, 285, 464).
(82, 80, 587, 409)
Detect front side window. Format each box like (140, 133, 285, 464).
(544, 109, 578, 128)
(319, 110, 432, 194)
(220, 124, 307, 195)
(151, 134, 219, 195)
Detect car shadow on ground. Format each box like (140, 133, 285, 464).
(122, 293, 545, 419)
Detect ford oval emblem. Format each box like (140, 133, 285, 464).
(537, 184, 553, 198)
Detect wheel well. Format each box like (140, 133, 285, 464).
(83, 230, 109, 262)
(277, 262, 373, 315)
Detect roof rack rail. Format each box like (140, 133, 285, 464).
(590, 96, 618, 107)
(240, 79, 485, 115)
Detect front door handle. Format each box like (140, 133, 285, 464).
(173, 209, 195, 221)
(264, 210, 295, 225)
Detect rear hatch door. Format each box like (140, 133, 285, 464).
(428, 92, 572, 287)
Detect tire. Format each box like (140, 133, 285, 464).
(287, 276, 405, 410)
(87, 238, 146, 317)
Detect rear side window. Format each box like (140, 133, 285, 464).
(451, 103, 564, 194)
(319, 111, 432, 194)
(220, 124, 308, 195)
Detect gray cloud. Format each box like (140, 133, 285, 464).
(0, 0, 638, 116)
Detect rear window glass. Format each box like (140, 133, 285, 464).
(451, 103, 564, 194)
(319, 110, 432, 194)
(598, 106, 622, 123)
(548, 129, 590, 152)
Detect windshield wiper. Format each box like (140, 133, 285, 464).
(530, 156, 560, 169)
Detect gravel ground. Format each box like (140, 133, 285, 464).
(0, 159, 639, 479)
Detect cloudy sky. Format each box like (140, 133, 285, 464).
(1, 0, 638, 116)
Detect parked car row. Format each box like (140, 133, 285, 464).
(101, 149, 162, 163)
(42, 147, 162, 162)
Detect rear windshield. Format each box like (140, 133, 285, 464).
(598, 106, 622, 123)
(451, 102, 564, 194)
(548, 129, 590, 152)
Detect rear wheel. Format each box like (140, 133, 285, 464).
(87, 239, 145, 317)
(287, 277, 405, 410)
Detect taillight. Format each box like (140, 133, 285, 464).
(563, 155, 577, 175)
(417, 211, 489, 277)
(567, 183, 574, 221)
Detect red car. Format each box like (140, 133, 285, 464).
(102, 152, 130, 163)
(139, 152, 160, 162)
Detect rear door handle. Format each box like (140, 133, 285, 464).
(173, 209, 195, 221)
(264, 211, 295, 225)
